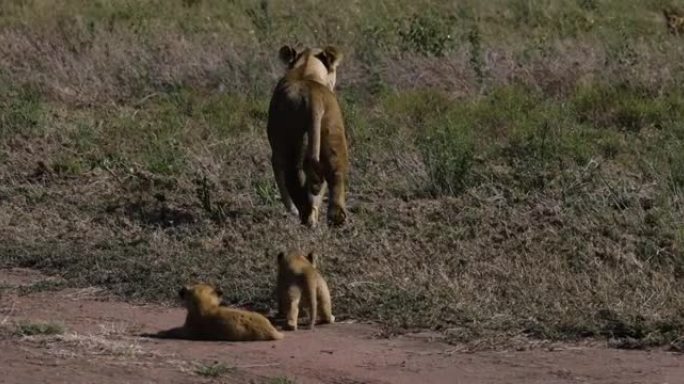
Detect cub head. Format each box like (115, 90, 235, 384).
(277, 249, 317, 268)
(278, 45, 343, 91)
(178, 283, 223, 309)
(663, 7, 683, 26)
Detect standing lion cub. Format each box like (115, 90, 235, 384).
(174, 283, 283, 341)
(663, 7, 684, 35)
(276, 250, 335, 330)
(267, 45, 350, 227)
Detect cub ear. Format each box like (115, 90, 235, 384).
(214, 286, 223, 297)
(278, 45, 297, 65)
(306, 251, 317, 266)
(317, 46, 343, 71)
(277, 251, 285, 263)
(178, 286, 188, 298)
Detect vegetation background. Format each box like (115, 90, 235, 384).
(1, 0, 682, 348)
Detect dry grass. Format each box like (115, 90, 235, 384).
(1, 0, 683, 348)
(16, 322, 164, 359)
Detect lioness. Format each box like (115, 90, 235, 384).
(267, 45, 349, 227)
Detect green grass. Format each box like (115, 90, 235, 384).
(0, 81, 44, 139)
(17, 280, 68, 295)
(0, 0, 682, 350)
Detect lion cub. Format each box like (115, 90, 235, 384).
(178, 283, 283, 341)
(664, 7, 684, 35)
(276, 250, 335, 330)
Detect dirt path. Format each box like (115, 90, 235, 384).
(1, 268, 681, 384)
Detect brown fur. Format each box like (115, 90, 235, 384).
(663, 7, 684, 35)
(267, 45, 349, 227)
(276, 250, 335, 330)
(175, 283, 283, 341)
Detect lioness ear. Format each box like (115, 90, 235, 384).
(278, 45, 297, 65)
(277, 251, 285, 263)
(178, 286, 188, 298)
(214, 287, 223, 297)
(306, 251, 317, 266)
(318, 46, 343, 71)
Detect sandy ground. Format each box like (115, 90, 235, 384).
(0, 268, 681, 384)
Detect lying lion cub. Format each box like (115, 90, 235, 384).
(171, 283, 284, 341)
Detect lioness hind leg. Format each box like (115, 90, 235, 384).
(271, 155, 298, 216)
(326, 172, 348, 226)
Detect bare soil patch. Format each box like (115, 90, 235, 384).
(1, 268, 681, 384)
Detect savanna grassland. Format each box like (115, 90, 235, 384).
(1, 0, 683, 349)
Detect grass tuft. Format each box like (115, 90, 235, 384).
(14, 321, 65, 337)
(265, 378, 296, 384)
(194, 362, 235, 378)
